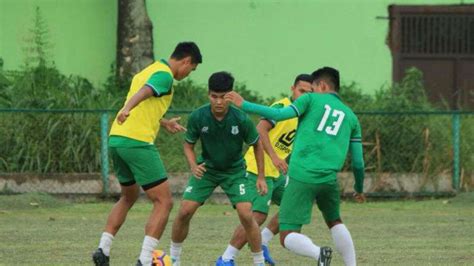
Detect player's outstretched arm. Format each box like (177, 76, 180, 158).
(257, 120, 288, 174)
(117, 86, 154, 124)
(224, 92, 297, 122)
(183, 142, 206, 179)
(253, 139, 268, 195)
(350, 141, 366, 203)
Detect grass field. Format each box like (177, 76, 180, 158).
(1, 193, 473, 265)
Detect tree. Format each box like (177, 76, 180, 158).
(23, 6, 52, 68)
(117, 0, 154, 80)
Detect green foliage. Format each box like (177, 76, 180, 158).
(340, 68, 473, 182)
(0, 6, 472, 178)
(22, 7, 52, 68)
(373, 68, 433, 111)
(339, 82, 375, 111)
(0, 8, 110, 173)
(102, 63, 130, 102)
(170, 80, 208, 109)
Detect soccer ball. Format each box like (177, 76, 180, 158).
(151, 250, 172, 266)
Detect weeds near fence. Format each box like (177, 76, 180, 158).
(0, 8, 472, 182)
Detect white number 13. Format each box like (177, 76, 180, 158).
(317, 104, 345, 136)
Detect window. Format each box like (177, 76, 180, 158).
(388, 5, 474, 110)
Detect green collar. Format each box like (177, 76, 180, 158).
(329, 92, 341, 100)
(160, 59, 170, 67)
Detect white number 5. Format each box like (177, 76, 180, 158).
(239, 184, 246, 195)
(317, 104, 345, 136)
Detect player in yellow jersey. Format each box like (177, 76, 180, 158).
(92, 42, 202, 266)
(217, 74, 313, 265)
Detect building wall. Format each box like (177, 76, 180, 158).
(0, 0, 472, 96)
(0, 0, 117, 87)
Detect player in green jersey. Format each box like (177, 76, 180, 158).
(225, 67, 365, 266)
(170, 72, 268, 266)
(217, 74, 314, 266)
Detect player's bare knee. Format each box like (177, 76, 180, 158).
(253, 212, 267, 225)
(122, 191, 139, 204)
(149, 192, 173, 210)
(160, 198, 174, 211)
(120, 196, 138, 208)
(177, 207, 194, 222)
(236, 211, 253, 228)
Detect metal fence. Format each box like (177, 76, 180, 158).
(0, 109, 473, 195)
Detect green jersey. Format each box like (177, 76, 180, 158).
(242, 93, 365, 191)
(185, 104, 260, 172)
(289, 93, 361, 183)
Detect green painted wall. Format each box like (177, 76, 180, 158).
(1, 0, 472, 96)
(0, 0, 116, 87)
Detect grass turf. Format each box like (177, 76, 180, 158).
(0, 193, 473, 265)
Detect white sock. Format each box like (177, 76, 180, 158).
(283, 232, 320, 260)
(261, 227, 274, 246)
(222, 244, 240, 261)
(252, 251, 264, 265)
(138, 235, 159, 264)
(98, 232, 114, 256)
(331, 224, 356, 266)
(170, 241, 182, 262)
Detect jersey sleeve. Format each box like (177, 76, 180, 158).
(350, 141, 365, 193)
(350, 117, 362, 142)
(145, 72, 173, 97)
(261, 102, 284, 127)
(291, 93, 312, 117)
(350, 116, 364, 193)
(242, 115, 260, 145)
(184, 112, 200, 144)
(242, 101, 297, 122)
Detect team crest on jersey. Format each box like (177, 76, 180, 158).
(231, 126, 239, 135)
(201, 126, 209, 133)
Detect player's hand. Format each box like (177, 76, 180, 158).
(117, 108, 130, 124)
(224, 91, 244, 108)
(256, 177, 268, 195)
(271, 156, 288, 175)
(353, 192, 366, 203)
(191, 163, 206, 179)
(161, 117, 187, 134)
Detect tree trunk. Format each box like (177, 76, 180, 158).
(117, 0, 154, 79)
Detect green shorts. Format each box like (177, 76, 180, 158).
(279, 178, 340, 231)
(182, 168, 251, 206)
(247, 172, 287, 214)
(110, 145, 167, 190)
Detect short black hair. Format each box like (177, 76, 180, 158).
(311, 67, 340, 92)
(170, 42, 202, 64)
(294, 74, 313, 86)
(208, 71, 234, 93)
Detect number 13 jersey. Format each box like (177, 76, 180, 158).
(289, 93, 362, 184)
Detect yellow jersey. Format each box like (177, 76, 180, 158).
(244, 97, 298, 177)
(109, 59, 174, 143)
